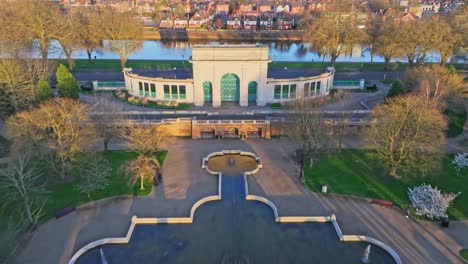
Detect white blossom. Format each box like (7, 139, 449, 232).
(408, 184, 460, 219)
(452, 153, 468, 173)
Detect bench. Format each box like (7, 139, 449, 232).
(371, 199, 393, 208)
(55, 207, 76, 219)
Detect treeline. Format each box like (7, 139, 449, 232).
(302, 4, 467, 68)
(0, 0, 144, 116)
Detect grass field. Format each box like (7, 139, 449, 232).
(460, 249, 468, 261)
(304, 150, 467, 220)
(42, 150, 167, 221)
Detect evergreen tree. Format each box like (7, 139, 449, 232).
(37, 79, 53, 101)
(387, 81, 406, 98)
(56, 64, 79, 99)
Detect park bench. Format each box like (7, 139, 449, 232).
(55, 207, 76, 219)
(371, 199, 393, 208)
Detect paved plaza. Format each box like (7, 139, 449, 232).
(15, 139, 468, 264)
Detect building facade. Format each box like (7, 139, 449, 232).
(123, 44, 334, 107)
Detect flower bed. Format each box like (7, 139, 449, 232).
(114, 90, 190, 110)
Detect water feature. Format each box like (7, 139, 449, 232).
(41, 39, 444, 63)
(75, 154, 394, 264)
(362, 244, 371, 263)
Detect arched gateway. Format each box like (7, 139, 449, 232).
(220, 73, 240, 103)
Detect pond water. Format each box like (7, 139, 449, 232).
(75, 155, 394, 264)
(45, 40, 443, 63)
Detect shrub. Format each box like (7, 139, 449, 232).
(408, 184, 460, 219)
(387, 80, 405, 98)
(452, 153, 468, 173)
(37, 79, 53, 101)
(56, 64, 79, 99)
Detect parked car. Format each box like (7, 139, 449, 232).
(79, 82, 93, 91)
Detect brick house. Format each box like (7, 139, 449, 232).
(227, 17, 242, 29)
(216, 2, 229, 13)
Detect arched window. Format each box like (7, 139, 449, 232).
(203, 81, 212, 102)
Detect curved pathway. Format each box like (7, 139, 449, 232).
(14, 139, 467, 264)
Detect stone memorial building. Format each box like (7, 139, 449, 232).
(123, 44, 335, 107)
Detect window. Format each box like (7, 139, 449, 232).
(290, 84, 296, 99)
(282, 84, 289, 99)
(164, 85, 170, 99)
(179, 85, 186, 99)
(304, 83, 310, 97)
(326, 79, 329, 92)
(274, 85, 281, 99)
(144, 83, 149, 96)
(150, 84, 156, 97)
(317, 81, 321, 93)
(138, 82, 143, 96)
(312, 82, 317, 95)
(171, 85, 178, 99)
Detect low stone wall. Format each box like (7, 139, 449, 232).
(69, 150, 401, 264)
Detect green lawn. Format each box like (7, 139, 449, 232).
(42, 150, 167, 221)
(70, 59, 191, 71)
(445, 108, 467, 138)
(460, 249, 468, 261)
(304, 150, 467, 220)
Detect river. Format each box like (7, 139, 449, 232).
(46, 40, 445, 63)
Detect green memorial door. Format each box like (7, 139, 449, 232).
(248, 81, 257, 102)
(220, 73, 240, 102)
(203, 81, 212, 102)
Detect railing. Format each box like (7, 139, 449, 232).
(333, 80, 361, 87)
(194, 120, 269, 125)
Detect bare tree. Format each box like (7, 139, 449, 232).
(373, 19, 404, 70)
(88, 95, 125, 151)
(395, 20, 433, 67)
(303, 12, 369, 65)
(403, 65, 467, 103)
(286, 98, 332, 182)
(366, 95, 446, 178)
(426, 16, 463, 66)
(75, 155, 112, 198)
(56, 11, 81, 71)
(8, 0, 66, 64)
(75, 10, 102, 64)
(125, 155, 160, 190)
(0, 57, 53, 115)
(6, 98, 96, 179)
(0, 155, 48, 226)
(92, 9, 143, 69)
(120, 125, 164, 157)
(332, 91, 353, 152)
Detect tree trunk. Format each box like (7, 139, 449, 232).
(299, 148, 304, 182)
(64, 49, 75, 71)
(439, 53, 448, 66)
(338, 128, 343, 152)
(407, 55, 414, 67)
(383, 57, 391, 71)
(330, 54, 339, 66)
(39, 40, 49, 65)
(120, 56, 127, 70)
(104, 138, 109, 151)
(87, 49, 93, 64)
(140, 175, 145, 190)
(389, 165, 401, 179)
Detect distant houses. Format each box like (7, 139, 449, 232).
(57, 0, 465, 31)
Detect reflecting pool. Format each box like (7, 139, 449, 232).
(76, 155, 394, 264)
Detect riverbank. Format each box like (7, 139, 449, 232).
(143, 28, 305, 41)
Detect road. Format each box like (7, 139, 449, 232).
(73, 69, 404, 82)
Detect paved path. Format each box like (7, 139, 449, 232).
(15, 139, 467, 264)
